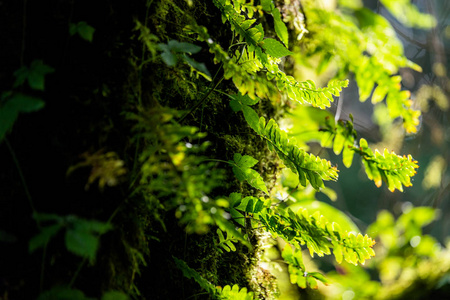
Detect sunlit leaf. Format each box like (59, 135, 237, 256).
(261, 38, 293, 58)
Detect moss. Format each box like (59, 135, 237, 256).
(1, 0, 282, 298)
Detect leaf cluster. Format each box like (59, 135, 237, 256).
(0, 60, 53, 142)
(157, 40, 212, 80)
(256, 116, 338, 190)
(229, 153, 268, 194)
(188, 1, 349, 109)
(29, 213, 112, 263)
(356, 138, 419, 192)
(303, 5, 422, 132)
(282, 245, 329, 289)
(320, 115, 419, 191)
(259, 207, 375, 265)
(127, 106, 228, 234)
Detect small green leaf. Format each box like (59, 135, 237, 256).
(29, 224, 63, 253)
(37, 287, 95, 300)
(230, 99, 243, 112)
(65, 229, 99, 262)
(296, 275, 307, 289)
(262, 38, 293, 58)
(333, 132, 345, 155)
(0, 93, 45, 141)
(13, 60, 54, 90)
(228, 93, 259, 112)
(229, 192, 242, 207)
(272, 9, 289, 46)
(214, 217, 252, 250)
(371, 85, 388, 104)
(309, 272, 330, 285)
(230, 208, 245, 227)
(242, 105, 259, 132)
(8, 93, 45, 112)
(240, 95, 259, 106)
(168, 40, 201, 54)
(12, 66, 28, 88)
(246, 169, 269, 194)
(183, 56, 212, 80)
(342, 146, 354, 168)
(0, 105, 18, 142)
(101, 291, 129, 300)
(231, 166, 246, 182)
(160, 50, 178, 66)
(253, 199, 264, 213)
(245, 198, 254, 213)
(70, 21, 95, 42)
(189, 57, 212, 77)
(233, 153, 258, 169)
(217, 228, 225, 243)
(306, 276, 318, 289)
(261, 0, 274, 11)
(73, 219, 112, 234)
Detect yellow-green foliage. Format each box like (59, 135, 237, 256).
(15, 0, 436, 299)
(301, 3, 424, 133)
(323, 206, 449, 300)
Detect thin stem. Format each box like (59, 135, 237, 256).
(5, 138, 37, 220)
(40, 244, 47, 292)
(5, 138, 47, 291)
(178, 75, 225, 123)
(68, 258, 87, 288)
(228, 42, 247, 50)
(201, 158, 232, 165)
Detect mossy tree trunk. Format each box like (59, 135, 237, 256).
(1, 0, 280, 299)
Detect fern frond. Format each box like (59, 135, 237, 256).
(260, 207, 376, 265)
(173, 256, 222, 298)
(267, 60, 348, 108)
(186, 14, 342, 106)
(217, 284, 255, 300)
(319, 116, 419, 191)
(233, 48, 263, 74)
(320, 115, 357, 168)
(355, 138, 419, 192)
(213, 0, 291, 62)
(215, 228, 241, 253)
(228, 192, 266, 227)
(257, 116, 338, 190)
(282, 245, 329, 289)
(229, 153, 269, 194)
(174, 257, 255, 299)
(355, 60, 421, 133)
(213, 0, 263, 50)
(304, 6, 422, 132)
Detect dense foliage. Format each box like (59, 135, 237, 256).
(1, 0, 449, 299)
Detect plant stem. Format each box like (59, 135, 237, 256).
(40, 244, 47, 292)
(178, 74, 224, 123)
(201, 158, 232, 165)
(68, 258, 87, 288)
(5, 138, 37, 221)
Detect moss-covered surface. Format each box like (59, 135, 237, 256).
(0, 0, 281, 299)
